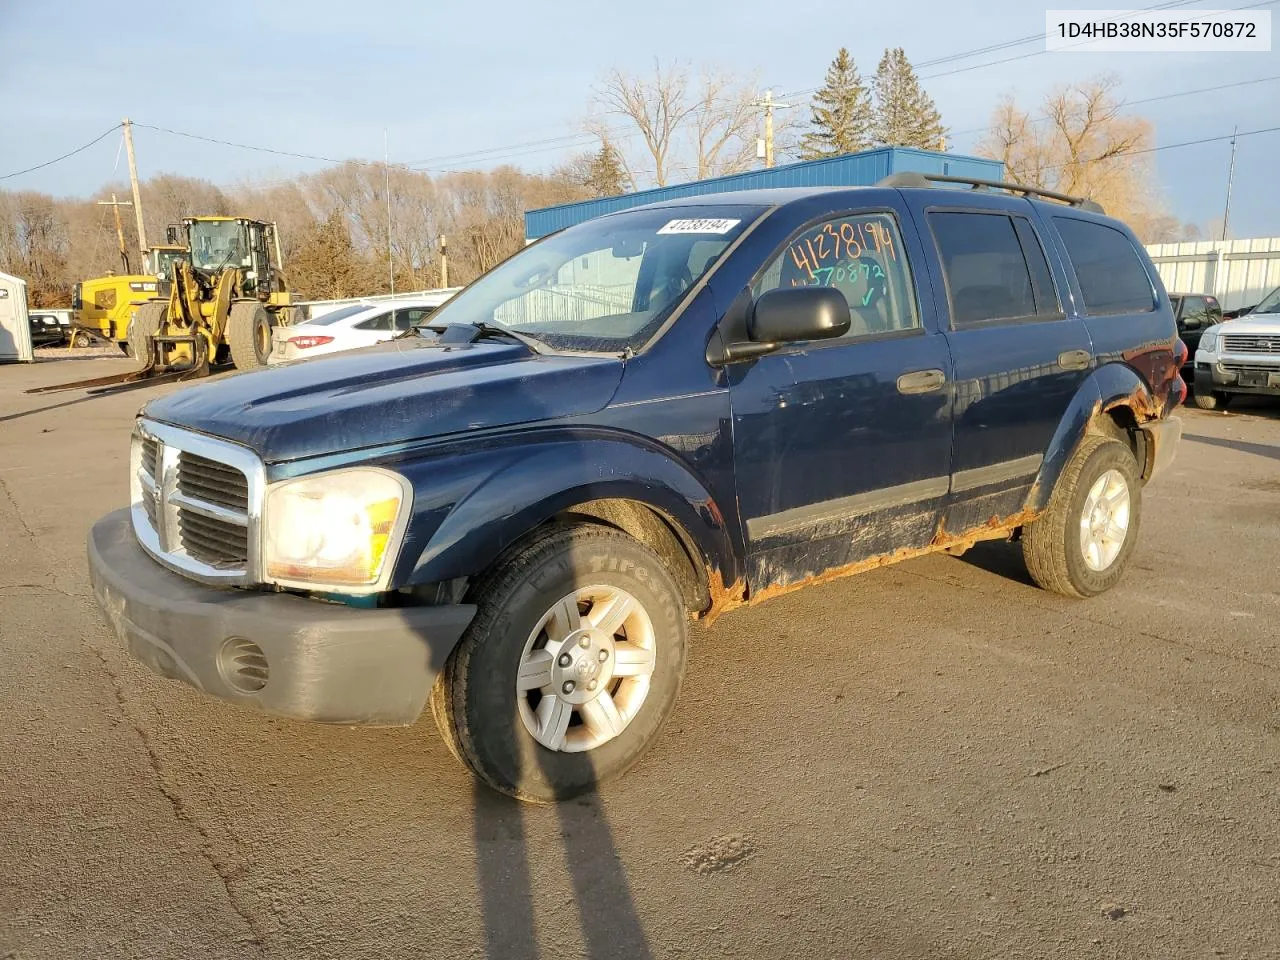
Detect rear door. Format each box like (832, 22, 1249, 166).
(904, 195, 1094, 529)
(728, 202, 954, 590)
(1050, 215, 1171, 401)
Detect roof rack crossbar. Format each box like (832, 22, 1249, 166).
(877, 171, 1105, 214)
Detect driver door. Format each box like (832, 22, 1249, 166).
(728, 206, 954, 592)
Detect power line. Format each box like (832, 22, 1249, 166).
(948, 72, 1280, 143)
(0, 123, 121, 181)
(1042, 122, 1280, 173)
(131, 122, 382, 168)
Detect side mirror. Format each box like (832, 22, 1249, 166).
(165, 225, 179, 245)
(749, 287, 851, 344)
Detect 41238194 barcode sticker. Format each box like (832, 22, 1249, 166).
(656, 218, 741, 235)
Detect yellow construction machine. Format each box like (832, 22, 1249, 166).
(35, 217, 293, 394)
(70, 243, 189, 347)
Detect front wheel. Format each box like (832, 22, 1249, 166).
(227, 302, 273, 370)
(430, 524, 688, 802)
(1193, 390, 1231, 411)
(1022, 436, 1142, 598)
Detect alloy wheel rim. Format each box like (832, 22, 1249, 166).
(516, 585, 657, 753)
(1079, 468, 1131, 572)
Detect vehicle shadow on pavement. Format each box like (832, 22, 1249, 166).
(1183, 432, 1280, 462)
(953, 541, 1036, 587)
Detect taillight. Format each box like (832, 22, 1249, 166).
(288, 335, 334, 349)
(1173, 338, 1188, 368)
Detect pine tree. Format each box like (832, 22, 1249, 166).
(585, 140, 628, 196)
(872, 48, 947, 150)
(800, 48, 874, 159)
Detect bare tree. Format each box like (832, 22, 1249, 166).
(978, 76, 1184, 240)
(689, 69, 760, 180)
(593, 62, 770, 187)
(594, 62, 696, 187)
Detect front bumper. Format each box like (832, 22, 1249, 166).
(1195, 360, 1280, 397)
(88, 508, 476, 725)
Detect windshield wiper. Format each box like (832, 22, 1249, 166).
(408, 320, 545, 353)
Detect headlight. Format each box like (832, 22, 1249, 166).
(1199, 329, 1218, 353)
(264, 468, 409, 588)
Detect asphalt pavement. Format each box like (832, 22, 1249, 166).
(2, 356, 1278, 959)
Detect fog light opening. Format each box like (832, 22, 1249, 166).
(217, 637, 269, 693)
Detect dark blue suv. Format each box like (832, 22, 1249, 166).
(88, 174, 1185, 801)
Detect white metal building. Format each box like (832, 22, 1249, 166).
(0, 271, 33, 363)
(1146, 237, 1280, 313)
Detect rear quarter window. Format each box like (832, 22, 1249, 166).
(1054, 218, 1155, 316)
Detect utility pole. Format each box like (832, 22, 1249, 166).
(385, 128, 395, 295)
(97, 194, 134, 273)
(122, 118, 147, 256)
(438, 235, 448, 289)
(751, 89, 793, 169)
(1221, 125, 1238, 243)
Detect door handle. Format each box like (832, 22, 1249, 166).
(1057, 349, 1092, 371)
(897, 368, 947, 394)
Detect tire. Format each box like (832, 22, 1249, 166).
(72, 330, 92, 348)
(1193, 390, 1230, 411)
(430, 523, 688, 802)
(227, 302, 273, 370)
(1022, 436, 1142, 599)
(128, 301, 167, 366)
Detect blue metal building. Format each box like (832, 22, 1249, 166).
(525, 147, 1003, 240)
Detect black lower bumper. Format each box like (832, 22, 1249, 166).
(1195, 363, 1280, 397)
(88, 508, 476, 725)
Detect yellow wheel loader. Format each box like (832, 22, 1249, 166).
(69, 244, 188, 347)
(33, 217, 293, 395)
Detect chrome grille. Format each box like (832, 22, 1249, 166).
(1222, 334, 1280, 354)
(178, 452, 249, 513)
(130, 420, 263, 585)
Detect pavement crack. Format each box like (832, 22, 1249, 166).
(0, 474, 36, 542)
(89, 645, 267, 953)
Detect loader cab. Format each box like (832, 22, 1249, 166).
(145, 245, 188, 283)
(184, 217, 281, 298)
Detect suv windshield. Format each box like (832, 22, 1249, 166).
(1253, 286, 1280, 315)
(189, 221, 248, 271)
(425, 205, 763, 353)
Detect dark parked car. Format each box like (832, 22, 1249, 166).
(87, 175, 1185, 801)
(1170, 292, 1222, 371)
(28, 312, 69, 347)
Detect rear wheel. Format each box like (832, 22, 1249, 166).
(430, 524, 688, 802)
(227, 302, 273, 370)
(1022, 436, 1142, 598)
(128, 302, 167, 366)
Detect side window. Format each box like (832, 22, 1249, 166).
(1054, 217, 1155, 315)
(356, 312, 393, 332)
(929, 212, 1058, 327)
(753, 212, 919, 340)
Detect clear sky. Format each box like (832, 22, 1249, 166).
(1, 0, 1277, 236)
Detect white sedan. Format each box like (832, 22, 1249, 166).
(268, 294, 456, 365)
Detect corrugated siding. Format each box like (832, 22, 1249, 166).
(1146, 237, 1280, 312)
(525, 148, 1004, 238)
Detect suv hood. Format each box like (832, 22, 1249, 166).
(143, 338, 624, 463)
(1219, 311, 1280, 336)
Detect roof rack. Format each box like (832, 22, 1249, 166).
(877, 172, 1105, 214)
